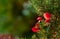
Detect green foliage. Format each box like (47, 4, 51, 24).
(30, 0, 60, 15)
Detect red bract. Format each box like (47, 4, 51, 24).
(45, 20, 50, 23)
(32, 27, 39, 32)
(43, 12, 51, 20)
(37, 17, 42, 21)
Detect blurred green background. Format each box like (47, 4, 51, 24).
(0, 0, 38, 38)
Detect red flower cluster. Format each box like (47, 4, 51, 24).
(43, 12, 51, 23)
(37, 17, 42, 21)
(32, 22, 40, 32)
(32, 12, 51, 32)
(43, 12, 51, 20)
(32, 27, 40, 32)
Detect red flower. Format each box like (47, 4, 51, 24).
(45, 20, 50, 23)
(43, 12, 51, 20)
(32, 27, 39, 32)
(37, 17, 42, 21)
